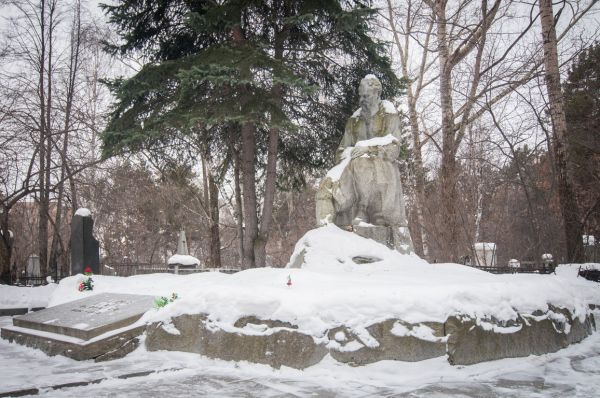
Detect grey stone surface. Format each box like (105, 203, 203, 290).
(351, 255, 382, 264)
(315, 75, 413, 254)
(353, 224, 392, 248)
(145, 314, 328, 370)
(446, 311, 595, 365)
(176, 229, 189, 255)
(329, 320, 446, 365)
(234, 315, 298, 330)
(1, 323, 144, 362)
(168, 231, 200, 272)
(146, 310, 597, 369)
(70, 212, 100, 275)
(1, 293, 154, 362)
(11, 293, 154, 340)
(26, 255, 41, 278)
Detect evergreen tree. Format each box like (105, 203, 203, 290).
(564, 43, 600, 241)
(101, 0, 401, 268)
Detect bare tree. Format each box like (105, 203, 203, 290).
(381, 0, 597, 261)
(539, 0, 585, 262)
(381, 0, 437, 258)
(0, 0, 110, 280)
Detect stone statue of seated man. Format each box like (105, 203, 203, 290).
(316, 74, 413, 254)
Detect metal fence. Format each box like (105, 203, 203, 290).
(103, 263, 241, 277)
(578, 266, 600, 282)
(103, 263, 169, 277)
(7, 273, 63, 286)
(12, 276, 49, 286)
(466, 263, 556, 275)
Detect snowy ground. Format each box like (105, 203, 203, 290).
(1, 313, 600, 397)
(0, 284, 56, 309)
(1, 225, 599, 396)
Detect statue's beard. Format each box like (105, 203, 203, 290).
(360, 99, 377, 137)
(360, 101, 377, 120)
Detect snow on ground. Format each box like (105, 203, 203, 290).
(1, 312, 600, 397)
(0, 284, 56, 309)
(1, 225, 600, 396)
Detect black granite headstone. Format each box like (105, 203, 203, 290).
(70, 211, 100, 275)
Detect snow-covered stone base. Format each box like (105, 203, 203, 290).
(144, 309, 595, 369)
(146, 314, 327, 369)
(1, 323, 144, 362)
(446, 309, 595, 365)
(26, 225, 600, 367)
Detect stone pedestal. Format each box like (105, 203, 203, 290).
(353, 224, 391, 247)
(353, 224, 413, 255)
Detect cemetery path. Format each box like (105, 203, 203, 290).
(1, 316, 600, 397)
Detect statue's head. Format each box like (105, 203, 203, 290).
(358, 75, 382, 115)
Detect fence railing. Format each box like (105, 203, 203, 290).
(578, 266, 600, 282)
(466, 263, 556, 274)
(103, 263, 241, 277)
(8, 274, 63, 286)
(14, 276, 49, 286)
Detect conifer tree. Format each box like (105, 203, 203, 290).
(101, 0, 400, 268)
(564, 43, 600, 242)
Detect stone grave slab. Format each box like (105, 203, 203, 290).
(12, 293, 155, 340)
(1, 293, 155, 361)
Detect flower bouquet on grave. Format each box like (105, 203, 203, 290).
(78, 266, 94, 291)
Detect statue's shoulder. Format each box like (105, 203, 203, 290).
(379, 100, 399, 116)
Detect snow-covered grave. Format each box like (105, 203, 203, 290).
(2, 224, 600, 368)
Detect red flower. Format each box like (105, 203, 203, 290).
(84, 267, 92, 274)
(78, 283, 84, 292)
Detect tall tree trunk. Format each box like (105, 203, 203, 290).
(201, 155, 222, 268)
(37, 0, 49, 278)
(230, 22, 259, 270)
(0, 210, 12, 284)
(231, 144, 244, 267)
(539, 0, 584, 263)
(254, 122, 279, 267)
(240, 120, 258, 269)
(409, 107, 430, 259)
(208, 171, 222, 268)
(435, 0, 460, 262)
(254, 0, 288, 267)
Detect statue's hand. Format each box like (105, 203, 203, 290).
(379, 142, 400, 160)
(351, 146, 374, 159)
